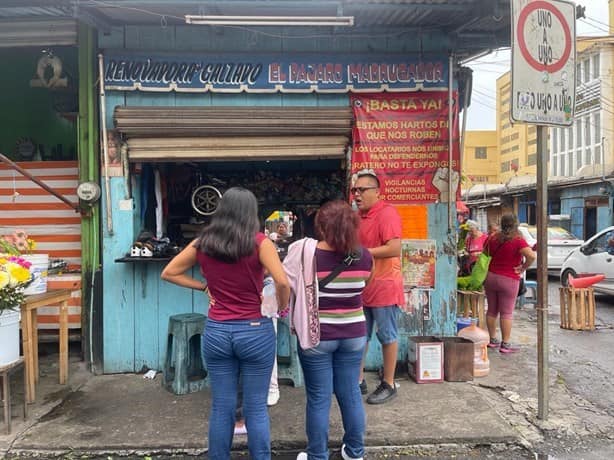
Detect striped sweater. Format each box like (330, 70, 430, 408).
(315, 247, 373, 340)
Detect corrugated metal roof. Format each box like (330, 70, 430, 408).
(0, 1, 511, 56)
(0, 5, 72, 19)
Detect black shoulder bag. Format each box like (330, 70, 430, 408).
(318, 248, 363, 290)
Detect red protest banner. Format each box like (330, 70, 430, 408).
(350, 92, 460, 204)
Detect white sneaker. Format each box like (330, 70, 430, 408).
(296, 452, 308, 460)
(341, 443, 363, 460)
(267, 388, 280, 406)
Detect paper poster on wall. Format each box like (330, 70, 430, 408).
(403, 288, 431, 320)
(401, 239, 436, 288)
(350, 92, 460, 205)
(396, 205, 428, 239)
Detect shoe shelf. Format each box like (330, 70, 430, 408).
(114, 256, 172, 263)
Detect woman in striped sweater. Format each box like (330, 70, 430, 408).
(296, 200, 373, 460)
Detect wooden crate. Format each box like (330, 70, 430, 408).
(559, 287, 596, 331)
(456, 290, 486, 328)
(441, 337, 474, 382)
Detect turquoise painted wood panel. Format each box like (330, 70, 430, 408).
(125, 26, 176, 50)
(426, 204, 457, 337)
(363, 203, 457, 370)
(101, 25, 449, 54)
(105, 92, 125, 129)
(134, 263, 160, 371)
(102, 177, 138, 373)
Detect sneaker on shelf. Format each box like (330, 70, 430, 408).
(500, 342, 520, 353)
(233, 421, 247, 436)
(341, 443, 364, 460)
(487, 337, 501, 348)
(366, 381, 397, 405)
(267, 387, 280, 406)
(359, 379, 368, 395)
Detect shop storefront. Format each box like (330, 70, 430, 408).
(99, 46, 464, 373)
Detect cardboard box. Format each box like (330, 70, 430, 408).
(441, 337, 474, 382)
(407, 336, 443, 383)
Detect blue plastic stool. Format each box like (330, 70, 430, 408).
(163, 313, 208, 395)
(275, 317, 304, 387)
(517, 280, 538, 309)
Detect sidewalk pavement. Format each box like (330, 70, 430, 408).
(1, 342, 521, 458)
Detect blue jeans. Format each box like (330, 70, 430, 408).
(202, 318, 275, 460)
(298, 336, 367, 460)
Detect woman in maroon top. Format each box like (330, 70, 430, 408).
(161, 187, 290, 460)
(483, 214, 536, 353)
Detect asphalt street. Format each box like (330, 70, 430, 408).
(538, 275, 614, 417)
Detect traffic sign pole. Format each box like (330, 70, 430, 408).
(536, 125, 549, 420)
(511, 0, 576, 421)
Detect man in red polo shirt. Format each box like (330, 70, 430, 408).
(353, 169, 404, 404)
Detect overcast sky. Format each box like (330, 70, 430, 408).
(466, 0, 610, 130)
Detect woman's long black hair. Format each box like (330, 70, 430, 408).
(197, 187, 260, 262)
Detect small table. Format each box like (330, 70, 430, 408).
(0, 357, 27, 434)
(21, 289, 72, 403)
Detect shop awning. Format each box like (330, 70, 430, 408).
(0, 18, 77, 47)
(126, 136, 350, 162)
(114, 106, 353, 137)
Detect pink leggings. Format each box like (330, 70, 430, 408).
(484, 272, 519, 320)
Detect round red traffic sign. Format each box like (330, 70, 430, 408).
(516, 0, 572, 73)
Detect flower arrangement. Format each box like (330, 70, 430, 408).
(0, 230, 34, 313)
(0, 229, 36, 255)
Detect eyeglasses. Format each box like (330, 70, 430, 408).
(350, 186, 378, 194)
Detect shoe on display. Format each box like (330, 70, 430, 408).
(341, 443, 364, 460)
(130, 242, 143, 257)
(140, 243, 154, 257)
(366, 381, 397, 405)
(500, 342, 520, 353)
(359, 379, 368, 395)
(267, 388, 280, 406)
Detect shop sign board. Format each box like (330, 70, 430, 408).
(511, 0, 576, 126)
(103, 52, 449, 92)
(350, 92, 459, 205)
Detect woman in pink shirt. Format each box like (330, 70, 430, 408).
(161, 187, 290, 460)
(464, 220, 488, 271)
(483, 214, 536, 353)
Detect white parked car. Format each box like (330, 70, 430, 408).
(518, 225, 584, 272)
(560, 226, 614, 295)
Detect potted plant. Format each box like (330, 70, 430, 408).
(0, 236, 33, 365)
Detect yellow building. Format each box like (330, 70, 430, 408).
(496, 72, 538, 183)
(461, 130, 499, 187)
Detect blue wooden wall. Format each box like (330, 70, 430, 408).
(99, 25, 457, 373)
(560, 184, 614, 240)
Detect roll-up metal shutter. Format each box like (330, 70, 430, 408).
(114, 106, 352, 136)
(126, 136, 349, 162)
(0, 19, 77, 47)
(115, 106, 352, 162)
